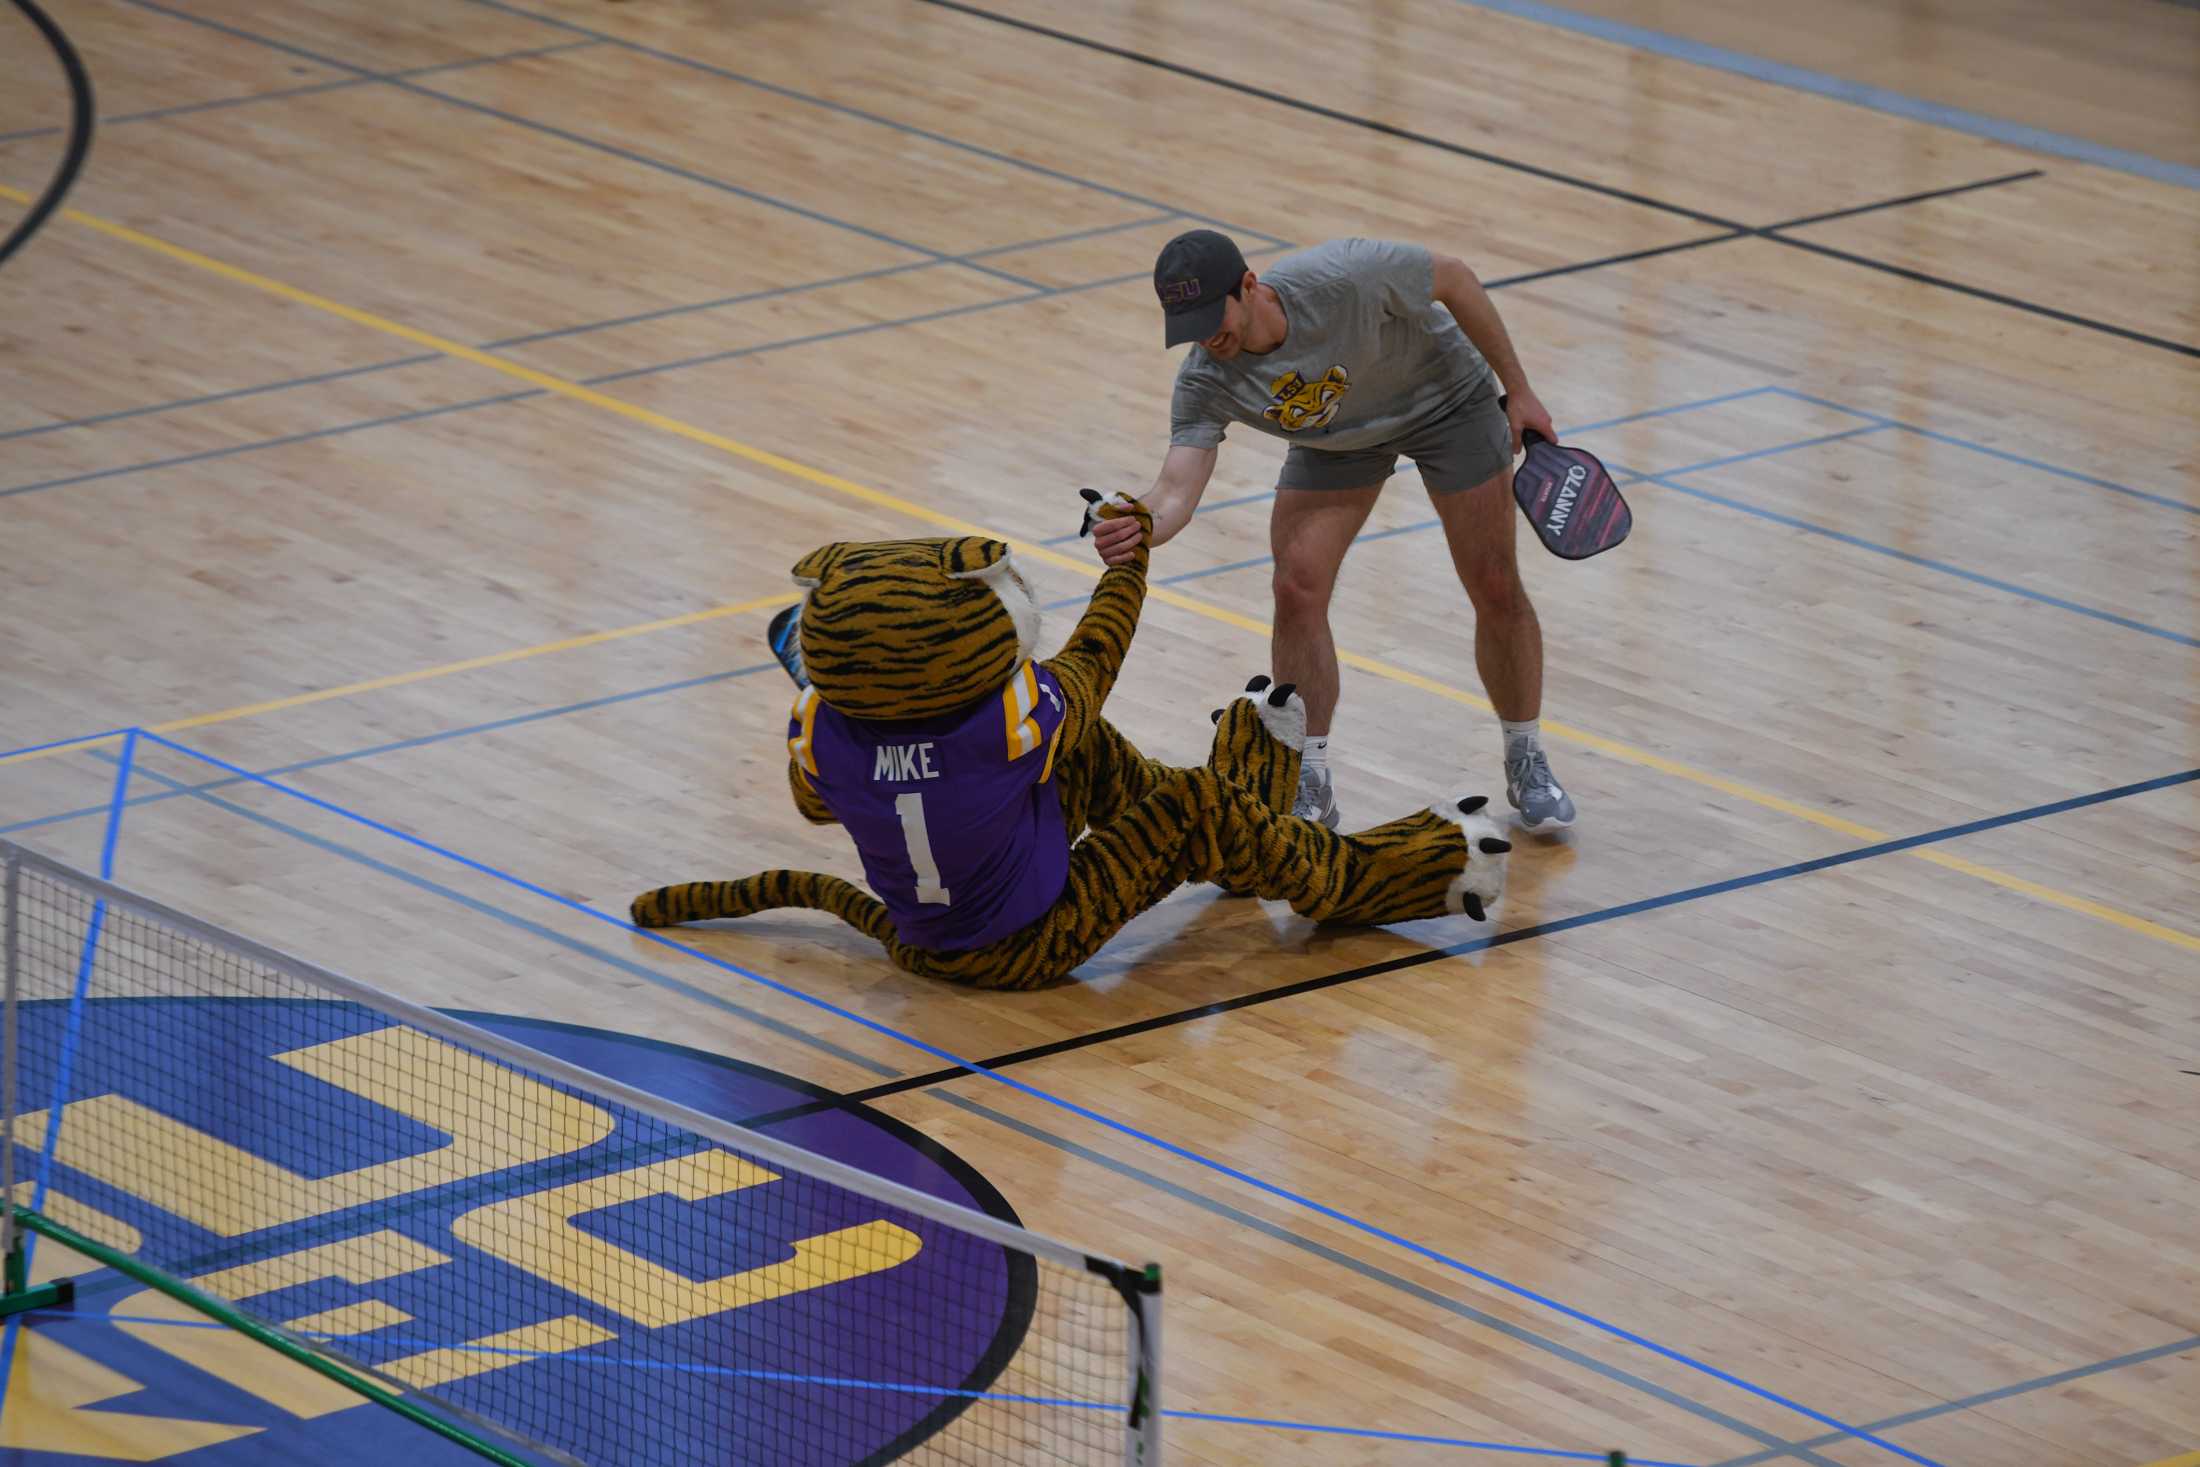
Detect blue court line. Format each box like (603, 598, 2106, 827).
(0, 665, 780, 840)
(0, 726, 134, 764)
(1646, 423, 1887, 477)
(47, 756, 2182, 1467)
(1030, 385, 1784, 546)
(1618, 465, 2200, 648)
(456, 0, 1293, 250)
(0, 731, 139, 1417)
(1762, 388, 2200, 515)
(1031, 414, 2196, 649)
(1712, 1332, 2200, 1467)
(63, 738, 2186, 1458)
(114, 0, 1048, 293)
(1453, 0, 2200, 192)
(0, 40, 603, 144)
(132, 731, 1948, 1467)
(31, 1315, 1699, 1466)
(79, 746, 1839, 1463)
(82, 752, 903, 1083)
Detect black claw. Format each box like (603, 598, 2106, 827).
(1079, 487, 1102, 502)
(1463, 893, 1487, 921)
(1479, 837, 1512, 855)
(1268, 682, 1296, 706)
(1211, 708, 1225, 724)
(1245, 674, 1272, 693)
(1458, 795, 1489, 814)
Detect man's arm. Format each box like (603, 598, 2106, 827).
(1430, 251, 1556, 455)
(1092, 443, 1214, 566)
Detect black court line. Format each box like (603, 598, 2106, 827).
(1479, 170, 2041, 288)
(917, 0, 2198, 357)
(912, 0, 1742, 229)
(1762, 234, 2200, 358)
(1483, 230, 1748, 287)
(1764, 169, 2043, 230)
(734, 765, 2200, 1126)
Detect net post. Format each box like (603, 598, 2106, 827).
(2, 846, 19, 1265)
(1110, 1260, 1163, 1467)
(0, 852, 70, 1319)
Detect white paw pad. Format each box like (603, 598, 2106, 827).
(1432, 794, 1510, 921)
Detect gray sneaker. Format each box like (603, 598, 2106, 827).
(1505, 747, 1576, 831)
(1292, 768, 1341, 829)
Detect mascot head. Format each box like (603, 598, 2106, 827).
(790, 536, 1041, 720)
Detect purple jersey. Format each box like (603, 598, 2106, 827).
(790, 662, 1071, 951)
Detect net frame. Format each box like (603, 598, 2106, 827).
(0, 836, 1162, 1466)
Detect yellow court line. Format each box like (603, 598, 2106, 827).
(2137, 1454, 2200, 1467)
(14, 188, 2196, 956)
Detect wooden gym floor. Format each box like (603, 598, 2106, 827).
(0, 0, 2195, 1462)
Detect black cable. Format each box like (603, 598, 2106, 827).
(0, 0, 95, 272)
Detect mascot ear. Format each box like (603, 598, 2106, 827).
(790, 543, 855, 589)
(946, 539, 1039, 663)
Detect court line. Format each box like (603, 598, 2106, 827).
(87, 751, 901, 1081)
(1710, 1333, 2200, 1466)
(0, 665, 781, 837)
(1763, 388, 2200, 516)
(0, 244, 1295, 504)
(452, 0, 1293, 250)
(914, 0, 2199, 358)
(1767, 170, 2046, 230)
(0, 387, 541, 502)
(827, 766, 2200, 1107)
(0, 730, 138, 1419)
(0, 592, 798, 768)
(74, 753, 1847, 1467)
(1029, 386, 1783, 545)
(1620, 465, 2200, 648)
(0, 39, 603, 145)
(4, 201, 2188, 960)
(913, 0, 1740, 227)
(0, 219, 1171, 448)
(131, 731, 1918, 1467)
(57, 738, 2197, 1462)
(1048, 419, 2199, 651)
(1760, 233, 2199, 359)
(18, 1311, 1712, 1467)
(0, 219, 1166, 448)
(1477, 170, 2043, 290)
(1450, 0, 2200, 192)
(115, 0, 1049, 292)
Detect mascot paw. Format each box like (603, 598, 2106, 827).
(1078, 487, 1154, 542)
(1431, 794, 1511, 922)
(1208, 674, 1306, 751)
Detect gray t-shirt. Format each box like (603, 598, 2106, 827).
(1168, 238, 1495, 454)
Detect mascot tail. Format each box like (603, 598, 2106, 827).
(630, 871, 896, 946)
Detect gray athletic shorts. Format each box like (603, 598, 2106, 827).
(1276, 382, 1510, 494)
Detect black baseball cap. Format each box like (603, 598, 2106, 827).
(1153, 228, 1249, 347)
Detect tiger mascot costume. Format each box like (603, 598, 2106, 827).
(630, 492, 1511, 989)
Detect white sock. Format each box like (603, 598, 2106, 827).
(1500, 718, 1541, 762)
(1302, 737, 1330, 780)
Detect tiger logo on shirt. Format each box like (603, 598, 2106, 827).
(1263, 365, 1350, 432)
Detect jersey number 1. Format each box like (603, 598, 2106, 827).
(894, 793, 951, 905)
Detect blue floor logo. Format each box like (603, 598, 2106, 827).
(1, 1000, 1031, 1465)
